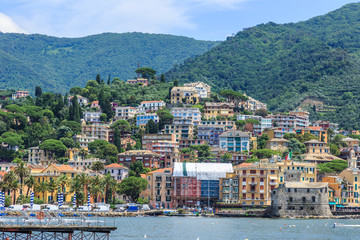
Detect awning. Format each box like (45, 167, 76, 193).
(336, 204, 345, 208)
(269, 176, 277, 180)
(329, 202, 336, 205)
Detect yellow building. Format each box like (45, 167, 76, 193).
(33, 164, 77, 203)
(266, 138, 290, 152)
(171, 87, 199, 104)
(203, 102, 234, 119)
(339, 168, 360, 207)
(220, 159, 317, 207)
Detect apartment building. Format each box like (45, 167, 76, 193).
(117, 150, 162, 169)
(219, 130, 250, 152)
(302, 139, 342, 164)
(28, 147, 56, 167)
(136, 113, 159, 128)
(171, 107, 202, 125)
(237, 115, 272, 135)
(74, 134, 98, 149)
(104, 163, 129, 181)
(81, 123, 113, 142)
(142, 134, 176, 149)
(170, 87, 199, 104)
(295, 126, 328, 143)
(240, 95, 267, 111)
(114, 106, 137, 120)
(163, 117, 194, 142)
(203, 102, 234, 119)
(183, 82, 211, 99)
(83, 111, 102, 122)
(11, 90, 29, 99)
(140, 168, 173, 209)
(146, 141, 180, 167)
(68, 95, 89, 106)
(139, 100, 165, 112)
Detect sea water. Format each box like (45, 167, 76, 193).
(105, 216, 360, 240)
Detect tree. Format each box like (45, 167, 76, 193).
(70, 175, 85, 207)
(160, 74, 165, 83)
(235, 120, 246, 130)
(100, 113, 107, 122)
(255, 109, 268, 117)
(113, 127, 122, 152)
(104, 144, 118, 157)
(157, 109, 173, 130)
(318, 160, 347, 173)
(60, 137, 75, 148)
(96, 74, 101, 84)
(252, 149, 279, 159)
(112, 120, 131, 137)
(13, 159, 30, 190)
(57, 174, 70, 194)
(68, 95, 81, 122)
(39, 139, 67, 158)
(79, 148, 88, 160)
(221, 153, 232, 163)
(2, 171, 18, 204)
(145, 119, 158, 134)
(91, 161, 105, 173)
(47, 179, 58, 203)
(69, 87, 82, 95)
(35, 86, 42, 97)
(102, 174, 117, 203)
(257, 134, 269, 149)
(98, 90, 114, 119)
(135, 67, 156, 79)
(24, 175, 35, 196)
(129, 160, 149, 177)
(36, 181, 49, 203)
(189, 144, 210, 159)
(173, 80, 179, 87)
(117, 176, 147, 202)
(89, 175, 103, 203)
(219, 89, 248, 110)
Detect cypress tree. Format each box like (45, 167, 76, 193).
(96, 74, 101, 84)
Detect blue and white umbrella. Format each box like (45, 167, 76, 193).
(87, 193, 90, 208)
(73, 193, 76, 207)
(57, 192, 61, 207)
(30, 192, 34, 208)
(59, 193, 63, 207)
(0, 192, 3, 208)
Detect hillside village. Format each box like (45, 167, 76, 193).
(0, 70, 359, 217)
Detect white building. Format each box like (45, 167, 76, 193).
(139, 100, 165, 112)
(219, 130, 250, 152)
(171, 107, 201, 125)
(84, 111, 102, 122)
(104, 163, 129, 181)
(115, 106, 137, 120)
(184, 82, 211, 98)
(69, 158, 106, 170)
(68, 95, 89, 106)
(237, 115, 272, 135)
(74, 134, 98, 149)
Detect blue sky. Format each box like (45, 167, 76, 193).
(0, 0, 357, 41)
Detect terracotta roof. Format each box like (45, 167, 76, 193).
(219, 130, 250, 138)
(27, 164, 45, 170)
(0, 171, 6, 177)
(268, 138, 290, 142)
(234, 163, 254, 168)
(91, 101, 99, 104)
(105, 163, 128, 169)
(140, 174, 146, 178)
(303, 139, 326, 144)
(343, 137, 360, 142)
(118, 150, 162, 157)
(148, 168, 173, 174)
(50, 164, 75, 172)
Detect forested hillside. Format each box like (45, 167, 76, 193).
(166, 3, 360, 129)
(0, 32, 217, 94)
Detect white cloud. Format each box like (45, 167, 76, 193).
(3, 0, 250, 37)
(0, 13, 27, 34)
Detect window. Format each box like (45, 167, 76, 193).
(312, 196, 316, 202)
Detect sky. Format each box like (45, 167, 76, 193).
(0, 0, 358, 41)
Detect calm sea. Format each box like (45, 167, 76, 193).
(105, 216, 360, 240)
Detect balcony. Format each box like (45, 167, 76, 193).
(269, 182, 277, 186)
(249, 182, 257, 186)
(155, 186, 162, 189)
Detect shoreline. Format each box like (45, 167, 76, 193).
(3, 211, 360, 219)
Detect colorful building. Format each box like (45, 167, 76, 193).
(171, 107, 202, 125)
(183, 82, 211, 99)
(203, 102, 234, 119)
(117, 150, 162, 169)
(219, 130, 250, 152)
(139, 100, 165, 112)
(171, 87, 199, 104)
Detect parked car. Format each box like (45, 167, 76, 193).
(142, 205, 150, 211)
(77, 206, 92, 212)
(44, 205, 59, 211)
(7, 205, 23, 211)
(126, 206, 139, 212)
(93, 204, 110, 212)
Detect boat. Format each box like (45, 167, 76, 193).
(332, 223, 360, 228)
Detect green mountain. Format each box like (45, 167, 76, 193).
(166, 3, 360, 129)
(0, 32, 217, 94)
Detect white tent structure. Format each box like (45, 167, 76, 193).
(173, 162, 233, 180)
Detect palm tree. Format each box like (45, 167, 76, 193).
(79, 149, 88, 161)
(3, 171, 19, 204)
(24, 175, 35, 196)
(91, 161, 104, 173)
(89, 175, 102, 203)
(102, 174, 116, 204)
(47, 179, 58, 203)
(35, 181, 49, 203)
(70, 175, 84, 207)
(14, 160, 30, 193)
(78, 173, 90, 196)
(57, 174, 70, 194)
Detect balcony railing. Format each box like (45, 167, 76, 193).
(249, 182, 257, 185)
(269, 182, 277, 186)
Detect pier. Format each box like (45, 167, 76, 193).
(0, 225, 117, 240)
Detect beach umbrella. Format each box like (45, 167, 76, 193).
(59, 193, 63, 207)
(0, 192, 3, 208)
(57, 192, 61, 207)
(87, 193, 90, 208)
(73, 193, 76, 207)
(2, 192, 4, 209)
(30, 192, 34, 208)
